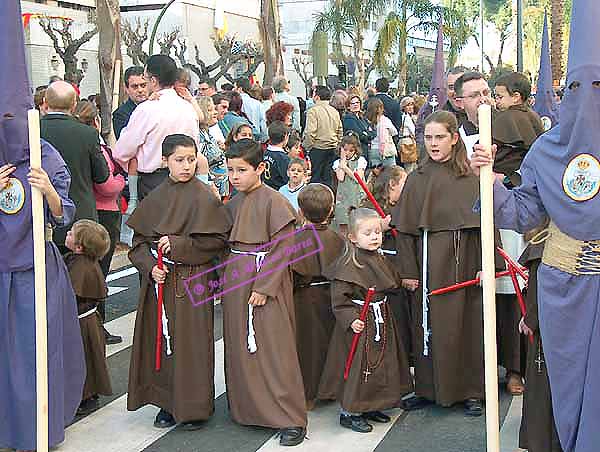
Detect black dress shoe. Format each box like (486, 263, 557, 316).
(180, 420, 205, 431)
(77, 397, 99, 416)
(279, 427, 306, 446)
(400, 396, 433, 412)
(362, 411, 391, 423)
(154, 409, 176, 428)
(104, 327, 123, 345)
(340, 414, 373, 433)
(464, 398, 483, 417)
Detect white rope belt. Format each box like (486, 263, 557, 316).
(422, 229, 431, 356)
(150, 248, 178, 265)
(309, 281, 330, 286)
(151, 249, 173, 357)
(351, 297, 387, 342)
(78, 307, 97, 319)
(230, 248, 269, 354)
(380, 249, 397, 256)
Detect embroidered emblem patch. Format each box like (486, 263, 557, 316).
(0, 177, 25, 214)
(540, 116, 552, 131)
(562, 154, 600, 201)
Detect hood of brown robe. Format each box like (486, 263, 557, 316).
(127, 177, 231, 238)
(225, 184, 297, 244)
(324, 246, 398, 293)
(391, 160, 480, 234)
(493, 105, 544, 181)
(64, 253, 107, 299)
(292, 224, 345, 278)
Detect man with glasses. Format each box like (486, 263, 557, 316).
(112, 66, 148, 140)
(444, 66, 469, 127)
(197, 78, 217, 97)
(453, 71, 493, 158)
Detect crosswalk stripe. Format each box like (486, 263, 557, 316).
(105, 311, 136, 358)
(500, 395, 524, 452)
(58, 339, 226, 452)
(107, 266, 138, 283)
(256, 406, 404, 451)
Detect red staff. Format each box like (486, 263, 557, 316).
(428, 270, 512, 296)
(353, 171, 398, 237)
(344, 287, 376, 380)
(155, 247, 164, 372)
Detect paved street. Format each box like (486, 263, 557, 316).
(56, 264, 525, 452)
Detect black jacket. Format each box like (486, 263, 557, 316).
(40, 113, 109, 247)
(342, 112, 376, 155)
(112, 98, 138, 139)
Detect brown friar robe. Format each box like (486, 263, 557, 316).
(126, 177, 230, 423)
(518, 243, 563, 452)
(222, 184, 307, 429)
(292, 224, 344, 406)
(318, 247, 413, 413)
(392, 159, 493, 406)
(65, 253, 113, 401)
(492, 104, 544, 187)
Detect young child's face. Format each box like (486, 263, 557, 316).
(388, 173, 407, 204)
(288, 143, 302, 159)
(163, 145, 197, 183)
(494, 85, 522, 111)
(65, 228, 81, 253)
(227, 157, 264, 192)
(349, 217, 382, 251)
(341, 143, 359, 159)
(424, 122, 457, 163)
(234, 126, 254, 141)
(287, 163, 306, 187)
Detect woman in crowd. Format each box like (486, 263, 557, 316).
(266, 101, 294, 128)
(342, 94, 376, 158)
(399, 96, 418, 173)
(219, 91, 253, 138)
(366, 98, 398, 168)
(197, 96, 229, 199)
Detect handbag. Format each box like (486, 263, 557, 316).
(399, 114, 418, 163)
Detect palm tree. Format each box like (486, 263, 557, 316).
(550, 0, 564, 83)
(314, 0, 390, 90)
(375, 0, 471, 94)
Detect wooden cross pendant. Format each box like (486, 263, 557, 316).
(535, 349, 545, 374)
(363, 368, 372, 383)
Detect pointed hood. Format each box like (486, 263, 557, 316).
(557, 0, 600, 148)
(533, 12, 559, 130)
(0, 0, 34, 166)
(417, 16, 447, 125)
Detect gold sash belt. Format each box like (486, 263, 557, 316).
(535, 222, 600, 276)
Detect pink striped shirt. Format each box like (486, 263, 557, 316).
(113, 88, 199, 173)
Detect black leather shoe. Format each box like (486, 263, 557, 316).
(154, 409, 176, 428)
(104, 327, 123, 345)
(340, 414, 373, 433)
(400, 396, 433, 411)
(180, 420, 205, 431)
(279, 427, 306, 446)
(77, 397, 99, 416)
(362, 411, 391, 423)
(464, 398, 483, 417)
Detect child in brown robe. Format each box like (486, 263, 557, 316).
(293, 183, 344, 409)
(222, 139, 307, 446)
(64, 219, 113, 415)
(126, 134, 230, 430)
(319, 208, 413, 433)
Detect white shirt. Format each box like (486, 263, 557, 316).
(274, 91, 301, 131)
(241, 92, 267, 141)
(209, 123, 225, 143)
(114, 88, 199, 173)
(332, 156, 368, 171)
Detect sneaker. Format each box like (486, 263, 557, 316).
(154, 409, 176, 428)
(362, 411, 391, 423)
(279, 427, 306, 446)
(340, 413, 373, 433)
(464, 398, 483, 417)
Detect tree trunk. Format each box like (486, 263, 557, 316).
(260, 0, 283, 85)
(97, 0, 122, 144)
(397, 6, 408, 95)
(550, 0, 564, 84)
(355, 32, 365, 92)
(63, 51, 83, 85)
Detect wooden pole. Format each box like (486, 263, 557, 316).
(478, 103, 500, 452)
(107, 58, 121, 147)
(29, 108, 49, 452)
